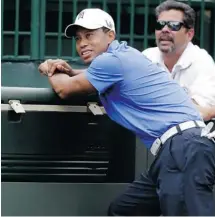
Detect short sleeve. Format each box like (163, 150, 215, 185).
(84, 54, 123, 94)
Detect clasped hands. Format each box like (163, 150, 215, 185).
(38, 59, 73, 77)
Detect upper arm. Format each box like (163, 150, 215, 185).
(85, 54, 123, 94)
(65, 73, 97, 95)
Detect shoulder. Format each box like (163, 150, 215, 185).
(142, 47, 160, 56)
(89, 52, 122, 71)
(189, 43, 214, 64)
(87, 52, 124, 79)
(142, 47, 161, 62)
(85, 51, 124, 94)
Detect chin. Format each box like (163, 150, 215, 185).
(81, 57, 92, 64)
(83, 59, 90, 64)
(83, 55, 98, 64)
(160, 48, 170, 53)
(159, 46, 174, 54)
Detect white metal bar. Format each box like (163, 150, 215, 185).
(1, 104, 106, 114)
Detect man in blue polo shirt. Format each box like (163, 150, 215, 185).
(38, 8, 215, 216)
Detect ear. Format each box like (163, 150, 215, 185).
(107, 30, 115, 42)
(187, 28, 194, 41)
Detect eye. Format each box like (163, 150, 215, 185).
(159, 21, 166, 25)
(74, 36, 80, 41)
(168, 21, 182, 31)
(86, 32, 93, 39)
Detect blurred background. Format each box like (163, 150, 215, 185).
(1, 0, 215, 63)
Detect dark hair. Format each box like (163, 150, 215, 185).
(101, 26, 116, 39)
(102, 27, 111, 33)
(155, 0, 195, 28)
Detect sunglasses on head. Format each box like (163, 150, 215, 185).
(155, 20, 187, 31)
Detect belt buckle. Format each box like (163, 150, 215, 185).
(151, 138, 162, 156)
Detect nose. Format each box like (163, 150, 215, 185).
(79, 38, 88, 49)
(161, 25, 171, 32)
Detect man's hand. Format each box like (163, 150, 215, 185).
(192, 101, 215, 122)
(38, 59, 73, 77)
(199, 106, 215, 121)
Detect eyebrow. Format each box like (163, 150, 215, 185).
(75, 29, 96, 37)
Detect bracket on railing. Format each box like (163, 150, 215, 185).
(9, 100, 25, 113)
(87, 102, 104, 115)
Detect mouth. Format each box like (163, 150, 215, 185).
(159, 36, 173, 43)
(81, 50, 93, 59)
(159, 40, 172, 44)
(158, 38, 174, 47)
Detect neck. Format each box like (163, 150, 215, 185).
(162, 43, 188, 72)
(163, 53, 181, 72)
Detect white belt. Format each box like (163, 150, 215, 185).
(150, 120, 206, 156)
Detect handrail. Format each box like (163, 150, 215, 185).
(1, 86, 99, 104)
(1, 87, 105, 114)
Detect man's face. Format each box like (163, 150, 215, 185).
(75, 27, 115, 63)
(155, 9, 194, 54)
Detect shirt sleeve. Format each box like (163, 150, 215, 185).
(190, 53, 215, 107)
(84, 53, 123, 94)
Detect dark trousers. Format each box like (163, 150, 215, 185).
(108, 127, 215, 216)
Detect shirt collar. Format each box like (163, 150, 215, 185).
(107, 40, 124, 52)
(173, 42, 193, 69)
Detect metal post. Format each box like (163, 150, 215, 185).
(116, 0, 121, 41)
(87, 0, 92, 8)
(57, 0, 63, 58)
(31, 0, 40, 59)
(102, 0, 107, 11)
(144, 0, 149, 50)
(213, 6, 215, 60)
(187, 0, 192, 6)
(1, 0, 4, 56)
(200, 0, 205, 48)
(39, 0, 46, 60)
(129, 0, 135, 47)
(14, 0, 20, 57)
(72, 0, 77, 59)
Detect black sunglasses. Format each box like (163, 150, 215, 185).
(155, 20, 187, 31)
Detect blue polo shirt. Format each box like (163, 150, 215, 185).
(85, 40, 202, 148)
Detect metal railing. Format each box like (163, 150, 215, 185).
(1, 0, 215, 61)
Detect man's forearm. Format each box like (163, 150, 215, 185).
(70, 69, 86, 76)
(48, 71, 96, 99)
(48, 73, 71, 98)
